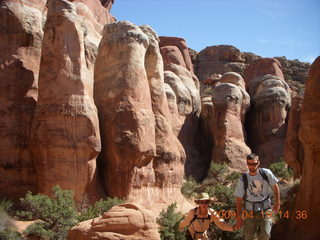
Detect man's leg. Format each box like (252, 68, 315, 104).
(244, 218, 259, 240)
(257, 217, 272, 240)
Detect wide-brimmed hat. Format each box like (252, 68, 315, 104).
(195, 192, 215, 203)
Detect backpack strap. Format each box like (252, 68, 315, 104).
(242, 173, 248, 200)
(259, 168, 270, 184)
(187, 208, 198, 228)
(187, 207, 211, 228)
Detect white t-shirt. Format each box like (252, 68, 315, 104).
(234, 168, 278, 211)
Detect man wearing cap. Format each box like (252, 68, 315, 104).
(179, 192, 235, 240)
(234, 153, 280, 240)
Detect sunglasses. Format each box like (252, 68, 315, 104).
(198, 201, 210, 204)
(247, 162, 259, 166)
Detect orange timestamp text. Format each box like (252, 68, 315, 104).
(216, 210, 308, 220)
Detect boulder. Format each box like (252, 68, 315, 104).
(284, 95, 304, 178)
(285, 56, 320, 240)
(244, 58, 284, 86)
(0, 0, 45, 198)
(30, 0, 102, 204)
(67, 203, 160, 240)
(246, 74, 291, 166)
(211, 73, 250, 171)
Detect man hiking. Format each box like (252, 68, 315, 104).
(234, 153, 280, 240)
(179, 192, 236, 240)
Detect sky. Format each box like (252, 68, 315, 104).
(111, 0, 320, 63)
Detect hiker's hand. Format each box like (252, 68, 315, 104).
(235, 217, 243, 229)
(273, 203, 280, 214)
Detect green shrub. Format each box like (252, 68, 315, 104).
(157, 203, 186, 240)
(181, 177, 200, 199)
(269, 160, 293, 180)
(0, 198, 13, 216)
(79, 197, 124, 221)
(18, 185, 78, 240)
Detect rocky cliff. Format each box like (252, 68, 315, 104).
(285, 56, 320, 240)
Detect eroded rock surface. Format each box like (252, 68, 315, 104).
(30, 0, 102, 204)
(246, 74, 291, 166)
(211, 72, 250, 170)
(67, 203, 160, 240)
(0, 0, 45, 198)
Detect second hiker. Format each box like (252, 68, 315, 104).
(179, 192, 236, 240)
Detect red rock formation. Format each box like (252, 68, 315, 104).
(211, 73, 250, 171)
(30, 0, 102, 205)
(67, 203, 160, 240)
(244, 58, 284, 86)
(284, 95, 304, 178)
(94, 21, 156, 199)
(246, 74, 291, 166)
(94, 22, 190, 212)
(285, 56, 320, 240)
(0, 0, 45, 198)
(159, 36, 193, 72)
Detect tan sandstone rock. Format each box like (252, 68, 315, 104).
(284, 95, 304, 178)
(211, 73, 250, 171)
(30, 0, 102, 205)
(67, 203, 160, 240)
(244, 58, 285, 86)
(0, 0, 45, 198)
(160, 37, 203, 180)
(285, 56, 320, 240)
(246, 74, 291, 166)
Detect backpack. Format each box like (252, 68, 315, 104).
(242, 168, 270, 201)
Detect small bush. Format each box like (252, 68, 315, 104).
(79, 197, 124, 221)
(157, 203, 186, 240)
(181, 177, 200, 199)
(269, 160, 293, 180)
(203, 162, 228, 185)
(18, 185, 78, 240)
(0, 229, 23, 240)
